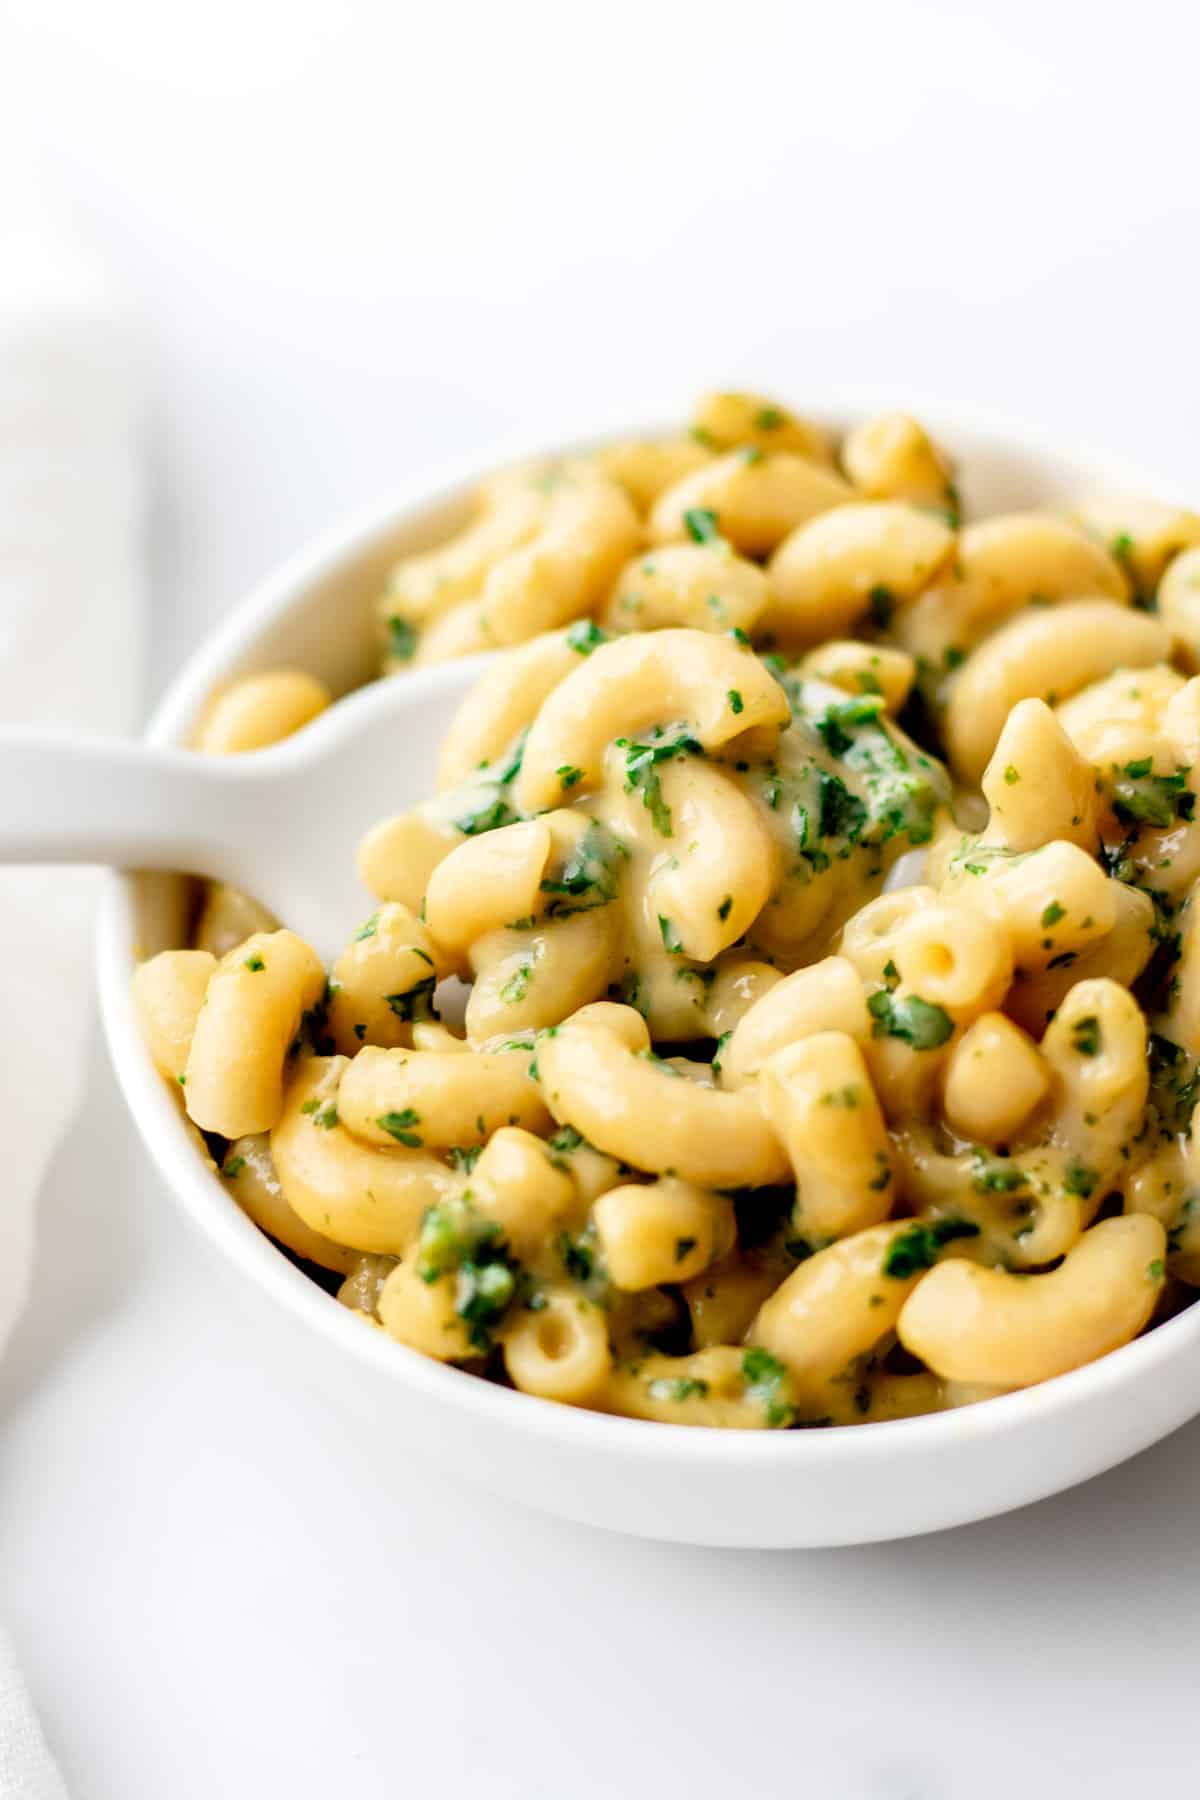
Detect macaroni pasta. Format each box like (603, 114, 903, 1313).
(133, 391, 1200, 1431)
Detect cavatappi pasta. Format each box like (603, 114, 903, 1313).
(136, 390, 1200, 1431)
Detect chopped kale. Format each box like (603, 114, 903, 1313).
(295, 979, 336, 1057)
(300, 1099, 339, 1130)
(817, 694, 886, 758)
(450, 732, 527, 835)
(1064, 1161, 1098, 1199)
(453, 792, 519, 837)
(1112, 763, 1195, 829)
(557, 1225, 609, 1305)
(618, 726, 703, 836)
(817, 769, 868, 843)
(566, 619, 609, 655)
(547, 1123, 585, 1154)
(883, 1217, 980, 1278)
(377, 1107, 423, 1148)
(867, 989, 954, 1050)
(971, 1153, 1028, 1194)
(415, 1193, 502, 1283)
(500, 962, 533, 1004)
(683, 507, 720, 544)
(798, 684, 946, 849)
(384, 976, 439, 1021)
(454, 1260, 517, 1352)
(1149, 1033, 1200, 1134)
(648, 1375, 708, 1402)
(539, 819, 625, 914)
(386, 615, 418, 662)
(741, 1347, 794, 1428)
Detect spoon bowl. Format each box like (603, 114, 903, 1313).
(0, 654, 490, 959)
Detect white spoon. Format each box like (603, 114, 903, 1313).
(0, 656, 490, 960)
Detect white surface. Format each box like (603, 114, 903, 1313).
(2, 0, 1200, 1791)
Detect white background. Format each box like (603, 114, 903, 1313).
(2, 2, 1199, 1794)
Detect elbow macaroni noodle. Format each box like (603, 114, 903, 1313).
(134, 390, 1200, 1429)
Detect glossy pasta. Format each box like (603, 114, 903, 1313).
(134, 390, 1200, 1431)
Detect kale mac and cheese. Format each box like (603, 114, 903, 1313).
(134, 392, 1200, 1429)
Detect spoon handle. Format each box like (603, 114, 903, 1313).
(0, 729, 262, 885)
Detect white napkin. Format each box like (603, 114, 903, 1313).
(0, 170, 144, 1799)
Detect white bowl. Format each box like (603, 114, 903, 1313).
(97, 402, 1200, 1548)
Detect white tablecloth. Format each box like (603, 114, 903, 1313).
(0, 166, 143, 1798)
